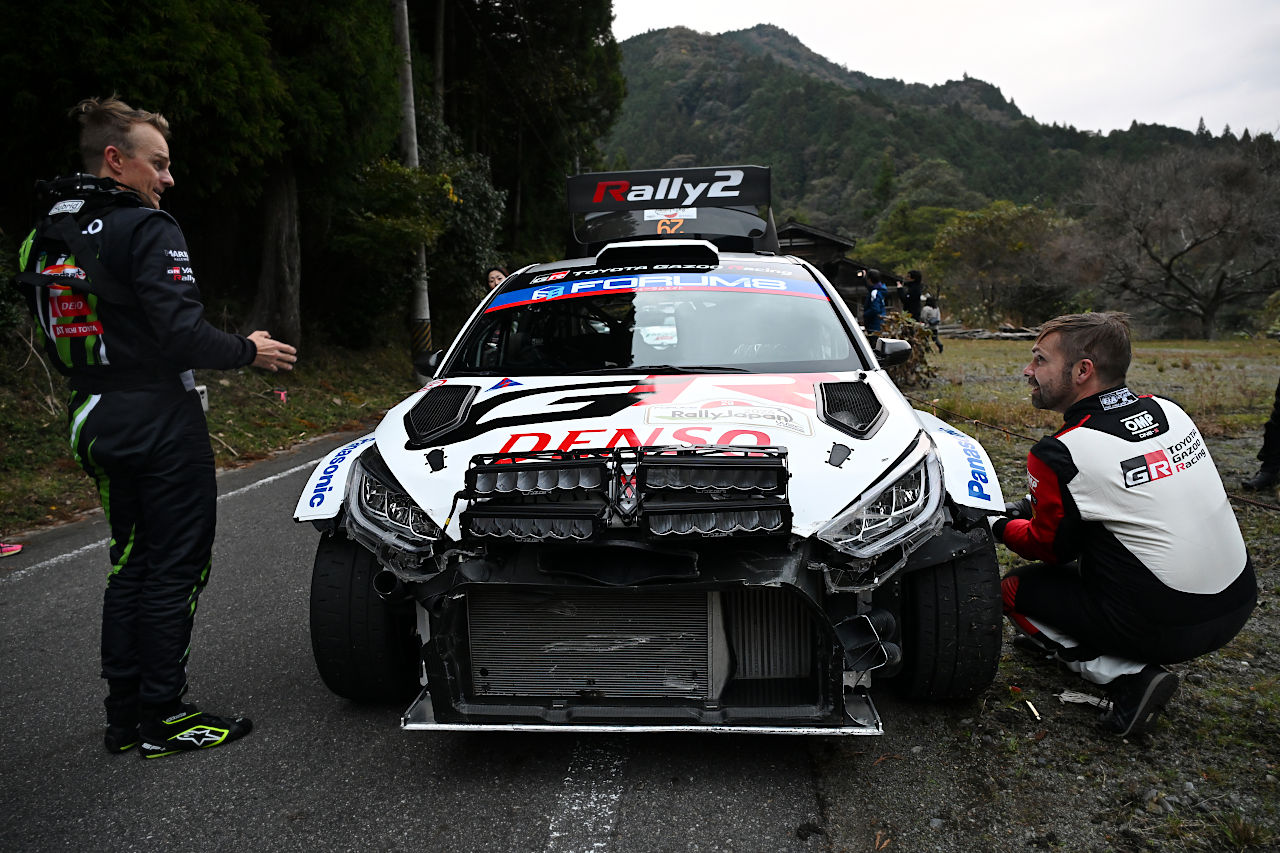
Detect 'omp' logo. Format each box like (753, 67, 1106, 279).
(1121, 450, 1173, 487)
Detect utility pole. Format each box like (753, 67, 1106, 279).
(394, 0, 433, 382)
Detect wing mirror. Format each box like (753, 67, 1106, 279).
(874, 337, 912, 366)
(412, 349, 443, 376)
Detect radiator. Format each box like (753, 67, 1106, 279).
(465, 587, 815, 701)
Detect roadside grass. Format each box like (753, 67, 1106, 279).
(921, 336, 1280, 441)
(0, 336, 416, 535)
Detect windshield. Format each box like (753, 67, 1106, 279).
(446, 265, 868, 376)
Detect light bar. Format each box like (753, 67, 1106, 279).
(461, 504, 605, 542)
(642, 500, 790, 537)
(465, 462, 607, 497)
(638, 458, 785, 493)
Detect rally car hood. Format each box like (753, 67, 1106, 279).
(370, 370, 926, 539)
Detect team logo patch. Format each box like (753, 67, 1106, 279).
(1122, 411, 1160, 438)
(1121, 450, 1173, 487)
(41, 263, 86, 279)
(1100, 387, 1139, 410)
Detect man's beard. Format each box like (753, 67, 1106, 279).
(1029, 367, 1072, 411)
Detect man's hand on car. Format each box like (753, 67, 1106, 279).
(1005, 496, 1033, 520)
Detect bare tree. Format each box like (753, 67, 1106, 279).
(1078, 147, 1280, 338)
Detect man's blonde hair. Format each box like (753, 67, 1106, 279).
(1037, 312, 1132, 386)
(70, 96, 170, 173)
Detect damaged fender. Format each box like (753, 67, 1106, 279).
(915, 410, 1004, 511)
(294, 435, 377, 521)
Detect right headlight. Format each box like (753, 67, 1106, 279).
(815, 431, 944, 558)
(345, 449, 441, 547)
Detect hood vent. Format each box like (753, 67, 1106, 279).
(404, 384, 477, 449)
(817, 381, 884, 439)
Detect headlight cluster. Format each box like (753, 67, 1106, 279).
(350, 452, 441, 543)
(815, 432, 943, 559)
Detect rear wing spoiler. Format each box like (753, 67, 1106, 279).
(565, 165, 778, 255)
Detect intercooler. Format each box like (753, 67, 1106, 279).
(465, 587, 817, 702)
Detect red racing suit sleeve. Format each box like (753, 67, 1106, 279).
(998, 435, 1081, 564)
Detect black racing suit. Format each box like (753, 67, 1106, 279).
(993, 386, 1256, 665)
(16, 177, 256, 722)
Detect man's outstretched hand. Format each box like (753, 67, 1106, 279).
(248, 330, 298, 373)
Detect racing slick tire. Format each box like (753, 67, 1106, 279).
(309, 531, 419, 703)
(886, 538, 1003, 701)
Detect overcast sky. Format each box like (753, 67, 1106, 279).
(612, 0, 1280, 136)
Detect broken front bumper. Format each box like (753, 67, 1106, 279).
(399, 543, 894, 735)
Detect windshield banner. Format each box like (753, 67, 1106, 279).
(486, 273, 829, 312)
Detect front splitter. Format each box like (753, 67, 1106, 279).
(400, 687, 882, 735)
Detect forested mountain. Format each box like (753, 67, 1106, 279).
(602, 25, 1207, 241)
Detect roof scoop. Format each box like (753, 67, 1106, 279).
(595, 239, 719, 268)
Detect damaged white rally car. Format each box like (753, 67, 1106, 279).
(295, 165, 1005, 734)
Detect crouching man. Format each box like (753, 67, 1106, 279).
(991, 312, 1256, 737)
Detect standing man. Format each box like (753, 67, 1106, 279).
(1241, 376, 1280, 491)
(897, 269, 924, 321)
(861, 268, 887, 334)
(15, 96, 298, 758)
(991, 313, 1255, 737)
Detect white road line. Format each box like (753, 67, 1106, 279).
(217, 456, 323, 500)
(0, 455, 324, 584)
(544, 740, 628, 853)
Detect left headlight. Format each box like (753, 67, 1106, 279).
(815, 432, 943, 558)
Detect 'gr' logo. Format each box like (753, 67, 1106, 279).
(1121, 450, 1173, 487)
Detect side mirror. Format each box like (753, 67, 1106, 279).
(874, 337, 912, 366)
(412, 349, 443, 376)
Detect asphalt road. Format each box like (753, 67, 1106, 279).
(0, 434, 840, 853)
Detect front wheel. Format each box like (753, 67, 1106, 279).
(309, 531, 419, 703)
(885, 538, 1003, 700)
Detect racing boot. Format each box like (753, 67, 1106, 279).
(1241, 465, 1280, 492)
(1099, 665, 1179, 737)
(138, 701, 253, 759)
(104, 678, 140, 754)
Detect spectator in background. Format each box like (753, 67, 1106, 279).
(921, 294, 943, 353)
(486, 266, 507, 291)
(862, 268, 887, 333)
(1242, 376, 1280, 491)
(898, 269, 924, 321)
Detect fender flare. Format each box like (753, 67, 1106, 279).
(914, 410, 1005, 512)
(294, 434, 377, 522)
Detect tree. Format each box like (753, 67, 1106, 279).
(1076, 148, 1280, 338)
(0, 0, 285, 237)
(422, 0, 624, 261)
(244, 0, 403, 347)
(928, 201, 1084, 327)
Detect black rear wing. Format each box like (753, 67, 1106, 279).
(566, 165, 778, 255)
